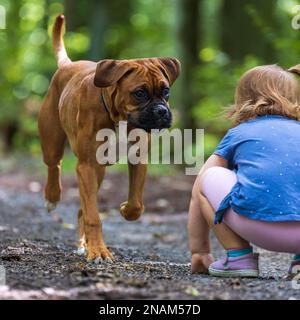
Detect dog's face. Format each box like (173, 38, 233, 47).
(94, 58, 181, 131)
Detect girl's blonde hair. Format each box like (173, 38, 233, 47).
(227, 65, 300, 125)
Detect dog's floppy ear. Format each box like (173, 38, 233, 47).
(157, 57, 181, 86)
(94, 59, 134, 87)
(288, 64, 300, 76)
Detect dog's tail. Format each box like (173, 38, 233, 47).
(52, 14, 71, 68)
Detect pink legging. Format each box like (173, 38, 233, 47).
(202, 166, 300, 253)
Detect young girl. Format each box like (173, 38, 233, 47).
(188, 64, 300, 277)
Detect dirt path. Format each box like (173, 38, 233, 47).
(0, 172, 298, 299)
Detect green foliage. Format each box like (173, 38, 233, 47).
(113, 0, 176, 58)
(1, 0, 300, 164)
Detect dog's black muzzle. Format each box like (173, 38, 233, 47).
(128, 102, 172, 132)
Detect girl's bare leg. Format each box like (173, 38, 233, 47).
(188, 171, 250, 273)
(198, 192, 250, 249)
(197, 168, 250, 249)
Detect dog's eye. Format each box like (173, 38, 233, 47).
(133, 89, 148, 101)
(162, 87, 170, 100)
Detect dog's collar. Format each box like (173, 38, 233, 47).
(100, 91, 110, 114)
(100, 91, 119, 127)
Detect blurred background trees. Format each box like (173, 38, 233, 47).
(0, 0, 300, 160)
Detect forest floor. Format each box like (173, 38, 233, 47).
(0, 168, 299, 300)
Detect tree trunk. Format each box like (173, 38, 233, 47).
(64, 0, 78, 31)
(87, 0, 133, 61)
(176, 0, 201, 130)
(220, 0, 277, 63)
(88, 0, 109, 60)
(64, 0, 92, 32)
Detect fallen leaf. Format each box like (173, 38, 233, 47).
(62, 223, 75, 230)
(185, 286, 200, 297)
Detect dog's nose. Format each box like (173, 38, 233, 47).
(155, 105, 168, 117)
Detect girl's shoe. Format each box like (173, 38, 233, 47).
(208, 253, 259, 278)
(288, 259, 300, 277)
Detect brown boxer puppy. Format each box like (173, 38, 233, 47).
(38, 15, 180, 263)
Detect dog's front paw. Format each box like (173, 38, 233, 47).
(45, 200, 57, 212)
(120, 201, 144, 221)
(86, 245, 114, 264)
(76, 246, 87, 256)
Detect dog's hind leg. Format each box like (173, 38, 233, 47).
(38, 89, 66, 212)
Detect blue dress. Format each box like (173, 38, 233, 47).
(214, 115, 300, 224)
